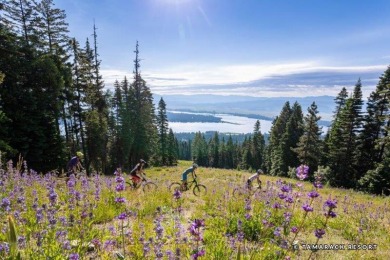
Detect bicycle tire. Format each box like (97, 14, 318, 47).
(143, 182, 158, 192)
(169, 182, 183, 192)
(193, 184, 207, 196)
(233, 187, 253, 198)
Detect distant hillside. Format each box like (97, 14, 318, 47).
(154, 94, 336, 120)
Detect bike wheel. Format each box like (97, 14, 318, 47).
(143, 182, 158, 192)
(169, 182, 182, 192)
(193, 184, 207, 196)
(233, 188, 244, 199)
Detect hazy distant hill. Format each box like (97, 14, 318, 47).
(154, 94, 336, 121)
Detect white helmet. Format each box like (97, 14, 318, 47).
(192, 163, 198, 169)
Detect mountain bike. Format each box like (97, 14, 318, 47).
(232, 183, 262, 199)
(169, 177, 207, 196)
(126, 173, 158, 192)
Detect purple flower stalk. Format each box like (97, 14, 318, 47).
(308, 190, 319, 198)
(302, 204, 313, 212)
(296, 165, 309, 180)
(324, 199, 337, 209)
(314, 229, 326, 238)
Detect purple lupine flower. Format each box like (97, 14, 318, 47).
(115, 183, 125, 192)
(115, 176, 125, 183)
(290, 226, 298, 233)
(308, 190, 319, 198)
(115, 197, 126, 203)
(154, 218, 164, 240)
(69, 253, 79, 260)
(1, 197, 11, 211)
(324, 199, 337, 209)
(18, 236, 26, 248)
(278, 193, 287, 200)
(325, 211, 337, 218)
(244, 198, 252, 211)
(313, 181, 323, 189)
(117, 212, 127, 220)
(0, 243, 10, 253)
(63, 240, 71, 250)
(274, 227, 281, 237)
(191, 249, 205, 259)
(296, 165, 309, 180)
(273, 202, 282, 209)
(245, 213, 252, 220)
(302, 204, 313, 212)
(284, 212, 292, 222)
(314, 229, 325, 238)
(103, 240, 116, 251)
(285, 195, 294, 204)
(173, 189, 182, 200)
(281, 184, 291, 193)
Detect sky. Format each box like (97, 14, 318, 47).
(55, 0, 390, 98)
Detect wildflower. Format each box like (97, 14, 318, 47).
(191, 249, 205, 259)
(285, 195, 294, 204)
(0, 243, 10, 253)
(69, 253, 79, 260)
(1, 197, 11, 211)
(274, 227, 281, 237)
(302, 204, 313, 212)
(296, 165, 309, 180)
(115, 183, 125, 192)
(308, 190, 319, 198)
(314, 229, 326, 238)
(245, 213, 252, 220)
(173, 189, 182, 200)
(290, 226, 298, 233)
(281, 184, 291, 193)
(325, 211, 337, 218)
(117, 212, 127, 220)
(273, 202, 282, 209)
(278, 193, 287, 199)
(115, 197, 126, 203)
(324, 199, 337, 209)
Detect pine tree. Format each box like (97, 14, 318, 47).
(293, 102, 323, 175)
(251, 120, 265, 170)
(156, 97, 169, 165)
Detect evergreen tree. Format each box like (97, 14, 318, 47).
(156, 97, 169, 165)
(293, 102, 323, 175)
(269, 102, 292, 176)
(251, 120, 265, 170)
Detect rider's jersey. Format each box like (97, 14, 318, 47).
(248, 174, 259, 182)
(130, 163, 143, 176)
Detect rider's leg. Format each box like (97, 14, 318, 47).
(182, 173, 188, 190)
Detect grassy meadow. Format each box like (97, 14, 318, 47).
(0, 160, 389, 259)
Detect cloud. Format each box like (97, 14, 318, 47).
(101, 62, 386, 98)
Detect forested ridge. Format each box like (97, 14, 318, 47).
(0, 0, 389, 194)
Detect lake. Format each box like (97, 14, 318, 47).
(168, 111, 329, 134)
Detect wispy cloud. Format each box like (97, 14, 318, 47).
(101, 62, 386, 98)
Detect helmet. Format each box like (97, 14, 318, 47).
(257, 169, 263, 175)
(140, 159, 146, 164)
(192, 163, 198, 169)
(76, 151, 84, 158)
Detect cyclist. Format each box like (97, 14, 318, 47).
(66, 152, 84, 177)
(182, 163, 198, 190)
(246, 169, 263, 190)
(130, 159, 147, 187)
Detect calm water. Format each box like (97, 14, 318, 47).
(168, 111, 329, 134)
(168, 112, 273, 134)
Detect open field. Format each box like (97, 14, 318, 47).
(0, 160, 389, 259)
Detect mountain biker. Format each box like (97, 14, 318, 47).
(66, 152, 84, 177)
(247, 169, 263, 190)
(130, 159, 147, 187)
(182, 163, 198, 190)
